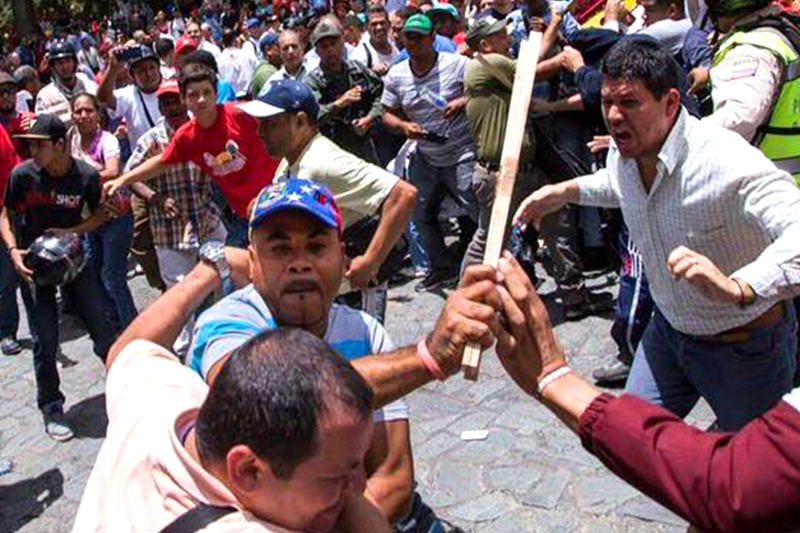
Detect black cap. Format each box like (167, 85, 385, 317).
(14, 114, 67, 141)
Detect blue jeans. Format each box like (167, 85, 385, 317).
(19, 261, 119, 410)
(0, 242, 19, 338)
(89, 212, 138, 328)
(626, 305, 797, 431)
(407, 151, 478, 272)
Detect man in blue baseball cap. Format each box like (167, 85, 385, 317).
(188, 177, 441, 530)
(243, 17, 264, 61)
(240, 80, 416, 323)
(250, 32, 282, 98)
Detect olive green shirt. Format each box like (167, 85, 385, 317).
(250, 61, 280, 98)
(464, 53, 534, 164)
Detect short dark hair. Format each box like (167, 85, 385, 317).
(178, 62, 218, 95)
(367, 4, 389, 19)
(600, 38, 679, 100)
(155, 37, 174, 59)
(195, 328, 373, 479)
(222, 28, 237, 48)
(183, 49, 220, 73)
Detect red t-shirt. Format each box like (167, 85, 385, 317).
(160, 103, 278, 218)
(0, 125, 21, 206)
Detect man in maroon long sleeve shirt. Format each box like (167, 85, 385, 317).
(491, 251, 800, 533)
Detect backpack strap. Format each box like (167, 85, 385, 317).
(158, 504, 237, 533)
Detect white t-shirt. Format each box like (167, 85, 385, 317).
(218, 47, 258, 97)
(200, 39, 222, 59)
(350, 36, 399, 70)
(109, 85, 162, 147)
(381, 53, 474, 166)
(72, 340, 295, 533)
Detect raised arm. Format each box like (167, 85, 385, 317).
(345, 180, 417, 289)
(493, 250, 800, 532)
(105, 247, 250, 370)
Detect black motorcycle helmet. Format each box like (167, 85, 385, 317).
(23, 232, 87, 286)
(47, 40, 78, 63)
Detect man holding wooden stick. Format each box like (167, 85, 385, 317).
(463, 19, 614, 319)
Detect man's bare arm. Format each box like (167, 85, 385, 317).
(106, 248, 250, 370)
(363, 420, 414, 523)
(347, 180, 417, 288)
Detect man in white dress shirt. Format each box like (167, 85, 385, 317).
(514, 39, 800, 431)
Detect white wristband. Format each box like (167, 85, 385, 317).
(536, 366, 572, 397)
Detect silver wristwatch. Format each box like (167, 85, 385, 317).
(199, 242, 233, 295)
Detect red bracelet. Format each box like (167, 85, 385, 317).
(416, 338, 447, 381)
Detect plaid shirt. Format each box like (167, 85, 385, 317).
(125, 121, 222, 250)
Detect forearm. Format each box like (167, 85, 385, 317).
(352, 346, 432, 408)
(381, 110, 408, 135)
(540, 373, 603, 432)
(579, 394, 800, 532)
(119, 155, 165, 186)
(0, 208, 18, 250)
(363, 181, 416, 266)
(97, 68, 117, 108)
(365, 473, 413, 524)
(539, 20, 560, 59)
(70, 210, 108, 234)
(106, 261, 220, 370)
(536, 54, 563, 80)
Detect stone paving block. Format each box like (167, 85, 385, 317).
(461, 378, 507, 406)
(481, 509, 539, 532)
(485, 464, 539, 496)
(407, 390, 469, 421)
(447, 492, 520, 523)
(413, 431, 460, 461)
(572, 475, 640, 514)
(521, 468, 571, 510)
(617, 495, 688, 527)
(423, 460, 485, 507)
(444, 410, 497, 436)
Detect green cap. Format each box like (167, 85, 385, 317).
(403, 13, 434, 34)
(466, 17, 507, 49)
(429, 2, 459, 19)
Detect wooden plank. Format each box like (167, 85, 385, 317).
(462, 33, 543, 381)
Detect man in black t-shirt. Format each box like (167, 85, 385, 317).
(0, 114, 120, 442)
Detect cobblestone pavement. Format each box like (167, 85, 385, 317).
(0, 269, 713, 532)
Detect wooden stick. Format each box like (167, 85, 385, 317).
(462, 33, 543, 381)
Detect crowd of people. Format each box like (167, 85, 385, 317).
(1, 0, 800, 529)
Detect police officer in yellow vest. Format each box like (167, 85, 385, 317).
(702, 0, 800, 183)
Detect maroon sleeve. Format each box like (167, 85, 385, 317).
(0, 126, 20, 206)
(578, 393, 800, 532)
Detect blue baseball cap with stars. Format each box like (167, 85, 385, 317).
(250, 178, 343, 234)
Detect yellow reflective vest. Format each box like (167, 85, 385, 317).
(713, 25, 800, 184)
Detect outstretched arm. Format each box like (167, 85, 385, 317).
(105, 247, 250, 370)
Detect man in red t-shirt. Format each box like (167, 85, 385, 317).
(104, 63, 279, 246)
(0, 124, 22, 356)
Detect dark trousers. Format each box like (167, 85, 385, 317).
(19, 262, 119, 411)
(0, 242, 19, 338)
(130, 195, 166, 292)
